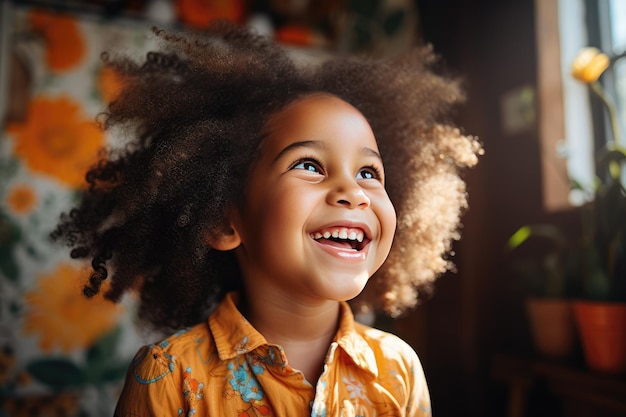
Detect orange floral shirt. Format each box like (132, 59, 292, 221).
(114, 293, 432, 417)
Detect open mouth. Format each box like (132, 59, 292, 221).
(310, 227, 369, 251)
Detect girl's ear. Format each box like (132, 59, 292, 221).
(209, 209, 243, 251)
(209, 224, 241, 251)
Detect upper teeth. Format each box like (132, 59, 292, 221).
(312, 227, 365, 243)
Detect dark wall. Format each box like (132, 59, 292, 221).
(409, 0, 547, 415)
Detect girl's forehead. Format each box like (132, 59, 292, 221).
(275, 93, 343, 115)
(264, 93, 368, 132)
(257, 93, 381, 159)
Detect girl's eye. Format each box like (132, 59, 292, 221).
(291, 159, 323, 174)
(356, 166, 382, 181)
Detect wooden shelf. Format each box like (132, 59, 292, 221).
(492, 353, 626, 417)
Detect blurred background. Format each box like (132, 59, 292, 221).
(1, 0, 626, 416)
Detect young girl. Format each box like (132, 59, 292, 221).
(53, 22, 481, 417)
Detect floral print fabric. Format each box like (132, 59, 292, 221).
(1, 7, 150, 415)
(114, 293, 432, 417)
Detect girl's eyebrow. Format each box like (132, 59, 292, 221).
(272, 140, 383, 163)
(363, 147, 383, 161)
(273, 140, 324, 163)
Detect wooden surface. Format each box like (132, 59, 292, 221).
(492, 353, 626, 417)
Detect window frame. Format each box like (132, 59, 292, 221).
(535, 0, 625, 210)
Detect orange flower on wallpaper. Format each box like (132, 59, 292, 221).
(98, 65, 125, 104)
(6, 184, 38, 215)
(177, 0, 247, 28)
(23, 263, 124, 353)
(29, 9, 86, 72)
(7, 96, 104, 188)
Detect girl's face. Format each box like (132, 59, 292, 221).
(231, 94, 396, 305)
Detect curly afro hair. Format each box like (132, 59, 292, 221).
(52, 22, 482, 334)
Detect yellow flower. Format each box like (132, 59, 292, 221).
(6, 96, 104, 188)
(572, 47, 610, 83)
(6, 183, 38, 215)
(23, 263, 124, 353)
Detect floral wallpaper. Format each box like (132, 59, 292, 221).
(0, 8, 150, 416)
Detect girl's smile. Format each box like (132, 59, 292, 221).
(310, 223, 371, 260)
(229, 93, 397, 305)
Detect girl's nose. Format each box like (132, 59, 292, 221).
(327, 179, 371, 209)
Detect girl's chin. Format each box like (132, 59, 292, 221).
(328, 279, 370, 302)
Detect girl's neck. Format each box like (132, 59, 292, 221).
(240, 290, 341, 383)
(241, 289, 340, 343)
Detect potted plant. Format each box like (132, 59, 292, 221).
(570, 47, 626, 301)
(505, 47, 626, 369)
(506, 224, 579, 359)
(569, 47, 626, 374)
(520, 48, 626, 373)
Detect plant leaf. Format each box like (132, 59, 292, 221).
(26, 359, 87, 389)
(98, 361, 131, 383)
(507, 226, 532, 250)
(0, 253, 20, 282)
(86, 327, 121, 367)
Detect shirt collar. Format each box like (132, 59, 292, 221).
(334, 301, 378, 379)
(209, 292, 378, 378)
(209, 292, 269, 360)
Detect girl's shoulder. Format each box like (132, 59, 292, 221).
(152, 322, 214, 355)
(353, 321, 420, 365)
(129, 321, 217, 385)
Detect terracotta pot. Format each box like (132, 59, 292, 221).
(573, 300, 626, 373)
(525, 297, 576, 359)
